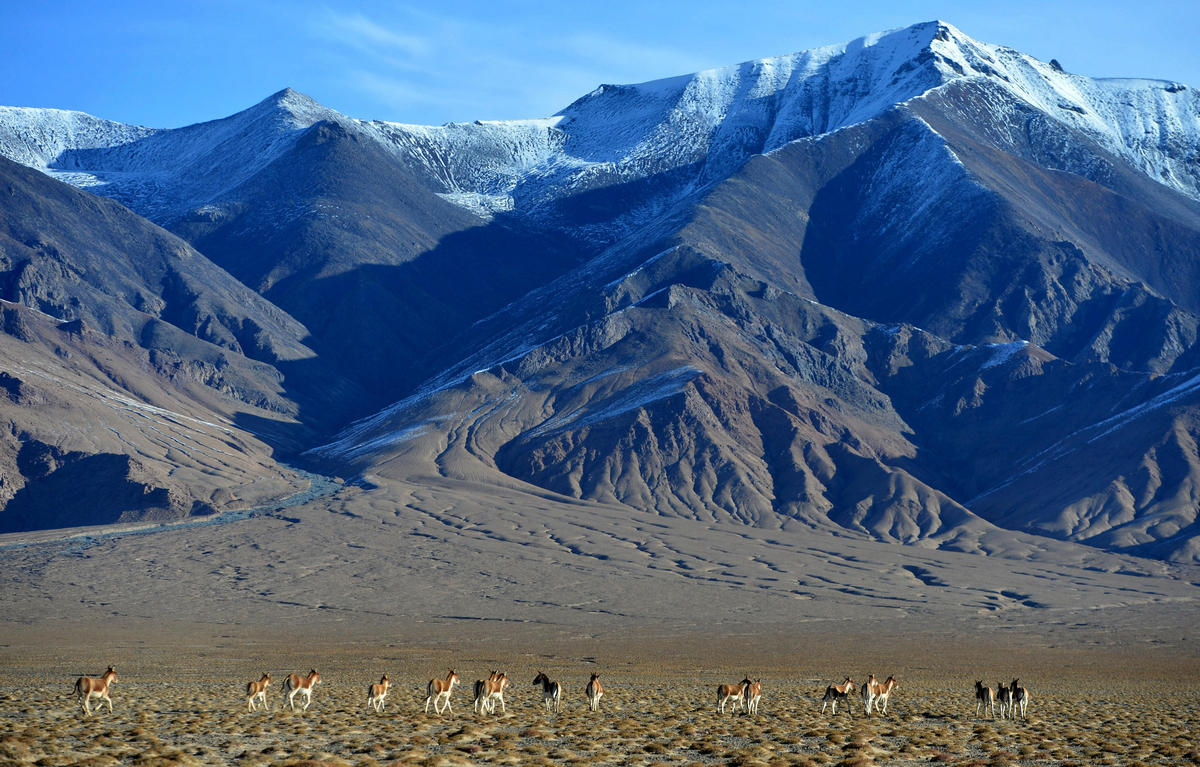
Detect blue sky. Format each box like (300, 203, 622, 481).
(3, 1, 1198, 128)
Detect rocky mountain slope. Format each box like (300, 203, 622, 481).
(0, 154, 336, 530)
(2, 21, 1200, 565)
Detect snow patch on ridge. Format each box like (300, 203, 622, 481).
(0, 106, 156, 171)
(981, 341, 1031, 369)
(528, 366, 704, 437)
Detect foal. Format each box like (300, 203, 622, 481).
(246, 673, 270, 712)
(367, 675, 390, 713)
(532, 672, 562, 713)
(74, 666, 118, 716)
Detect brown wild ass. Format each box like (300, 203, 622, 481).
(283, 669, 322, 712)
(246, 673, 270, 712)
(863, 674, 898, 715)
(996, 680, 1014, 718)
(473, 672, 496, 713)
(975, 680, 995, 718)
(820, 677, 855, 715)
(367, 675, 390, 713)
(585, 673, 604, 712)
(473, 671, 508, 714)
(744, 679, 763, 715)
(1011, 679, 1030, 719)
(533, 672, 562, 713)
(74, 666, 117, 716)
(484, 671, 509, 714)
(425, 669, 459, 714)
(860, 674, 877, 713)
(717, 677, 752, 714)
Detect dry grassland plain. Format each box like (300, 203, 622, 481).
(1, 627, 1197, 767)
(3, 476, 1199, 766)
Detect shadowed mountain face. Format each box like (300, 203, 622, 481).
(169, 119, 589, 404)
(3, 22, 1200, 565)
(0, 155, 332, 530)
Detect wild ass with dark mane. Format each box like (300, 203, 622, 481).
(1011, 679, 1030, 719)
(820, 677, 855, 715)
(533, 672, 562, 713)
(974, 680, 995, 718)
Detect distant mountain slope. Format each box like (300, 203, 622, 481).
(3, 21, 1200, 563)
(303, 24, 1200, 562)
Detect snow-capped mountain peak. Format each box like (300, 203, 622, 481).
(0, 86, 352, 221)
(0, 20, 1197, 225)
(364, 20, 1199, 221)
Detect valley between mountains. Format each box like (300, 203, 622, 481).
(1, 20, 1200, 637)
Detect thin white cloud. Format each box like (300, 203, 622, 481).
(346, 70, 478, 117)
(315, 10, 433, 59)
(304, 7, 708, 123)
